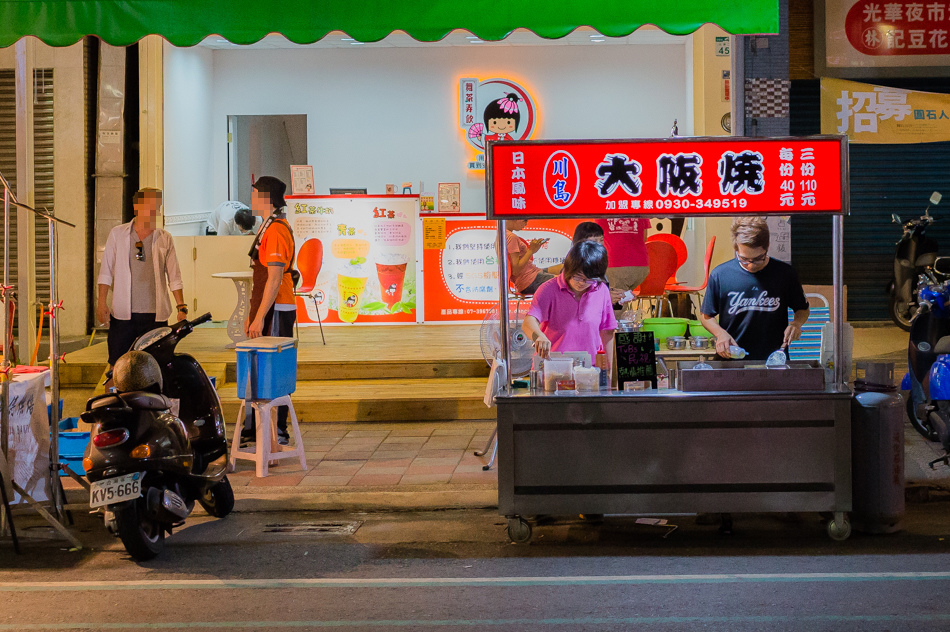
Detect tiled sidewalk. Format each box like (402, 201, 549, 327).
(227, 421, 499, 489)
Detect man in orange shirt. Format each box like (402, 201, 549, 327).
(244, 175, 297, 445)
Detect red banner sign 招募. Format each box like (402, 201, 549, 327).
(487, 136, 848, 219)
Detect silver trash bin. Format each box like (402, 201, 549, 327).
(850, 362, 905, 534)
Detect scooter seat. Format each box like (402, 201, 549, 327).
(119, 391, 172, 411)
(934, 336, 950, 355)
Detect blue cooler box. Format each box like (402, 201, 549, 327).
(56, 418, 90, 475)
(236, 336, 297, 400)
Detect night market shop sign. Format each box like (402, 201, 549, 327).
(486, 136, 848, 219)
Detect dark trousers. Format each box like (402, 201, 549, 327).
(107, 314, 166, 365)
(244, 308, 296, 435)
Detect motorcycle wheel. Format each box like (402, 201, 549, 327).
(115, 497, 165, 561)
(906, 391, 940, 442)
(889, 294, 914, 331)
(197, 477, 235, 518)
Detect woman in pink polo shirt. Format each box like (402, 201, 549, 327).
(522, 241, 617, 363)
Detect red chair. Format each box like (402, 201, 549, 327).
(665, 236, 717, 313)
(633, 240, 678, 317)
(294, 238, 326, 345)
(646, 232, 688, 285)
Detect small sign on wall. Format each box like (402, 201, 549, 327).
(422, 217, 447, 250)
(438, 183, 460, 213)
(715, 36, 731, 56)
(767, 216, 792, 263)
(290, 165, 315, 195)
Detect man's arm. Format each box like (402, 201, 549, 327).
(247, 265, 284, 338)
(783, 308, 810, 348)
(96, 284, 111, 325)
(173, 290, 187, 322)
(699, 312, 737, 358)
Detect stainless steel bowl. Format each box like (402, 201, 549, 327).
(689, 336, 714, 350)
(617, 320, 641, 332)
(666, 336, 687, 350)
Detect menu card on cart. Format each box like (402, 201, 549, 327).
(615, 331, 658, 390)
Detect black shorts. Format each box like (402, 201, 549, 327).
(263, 308, 296, 338)
(107, 314, 167, 365)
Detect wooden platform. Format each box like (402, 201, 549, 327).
(63, 324, 494, 423)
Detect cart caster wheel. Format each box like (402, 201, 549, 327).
(827, 516, 851, 542)
(507, 517, 532, 544)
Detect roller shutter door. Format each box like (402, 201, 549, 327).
(790, 78, 950, 321)
(0, 69, 54, 332)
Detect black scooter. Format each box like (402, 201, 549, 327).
(889, 191, 944, 330)
(82, 313, 233, 561)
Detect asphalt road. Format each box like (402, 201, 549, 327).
(3, 499, 950, 631)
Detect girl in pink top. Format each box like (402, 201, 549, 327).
(523, 241, 617, 364)
(503, 219, 561, 294)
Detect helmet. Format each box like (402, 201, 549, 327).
(113, 350, 163, 393)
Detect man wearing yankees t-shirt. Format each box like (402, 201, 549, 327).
(700, 217, 809, 361)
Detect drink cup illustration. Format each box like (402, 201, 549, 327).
(337, 258, 369, 323)
(376, 253, 409, 309)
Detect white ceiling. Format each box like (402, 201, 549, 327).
(197, 26, 686, 50)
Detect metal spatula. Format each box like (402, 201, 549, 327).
(766, 345, 788, 367)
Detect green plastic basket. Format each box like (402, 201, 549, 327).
(687, 320, 711, 338)
(641, 317, 688, 343)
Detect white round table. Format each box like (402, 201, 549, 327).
(212, 271, 253, 348)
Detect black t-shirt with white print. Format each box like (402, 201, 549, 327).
(700, 257, 809, 361)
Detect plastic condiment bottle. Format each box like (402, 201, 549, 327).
(728, 345, 749, 359)
(595, 350, 609, 389)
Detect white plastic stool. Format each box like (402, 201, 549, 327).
(228, 395, 307, 477)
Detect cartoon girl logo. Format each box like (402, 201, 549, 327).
(460, 78, 537, 152)
(473, 93, 521, 143)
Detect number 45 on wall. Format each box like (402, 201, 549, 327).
(716, 36, 730, 56)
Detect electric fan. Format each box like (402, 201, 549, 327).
(479, 300, 534, 378)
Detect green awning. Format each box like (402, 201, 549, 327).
(0, 0, 778, 48)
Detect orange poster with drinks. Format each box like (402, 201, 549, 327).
(288, 195, 418, 325)
(423, 218, 583, 322)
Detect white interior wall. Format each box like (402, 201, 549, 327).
(163, 40, 690, 235)
(162, 44, 214, 232)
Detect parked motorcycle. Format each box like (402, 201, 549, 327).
(889, 192, 944, 330)
(902, 273, 950, 456)
(81, 313, 233, 561)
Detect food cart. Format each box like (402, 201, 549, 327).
(487, 135, 852, 543)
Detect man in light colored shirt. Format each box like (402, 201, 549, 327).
(208, 201, 260, 236)
(97, 188, 187, 367)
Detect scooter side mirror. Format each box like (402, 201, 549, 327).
(892, 213, 901, 223)
(931, 191, 943, 206)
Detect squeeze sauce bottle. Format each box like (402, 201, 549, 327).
(596, 350, 609, 390)
(728, 345, 749, 359)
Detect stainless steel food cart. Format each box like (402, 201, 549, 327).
(487, 135, 851, 542)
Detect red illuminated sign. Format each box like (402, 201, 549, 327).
(487, 136, 848, 219)
(845, 1, 950, 56)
